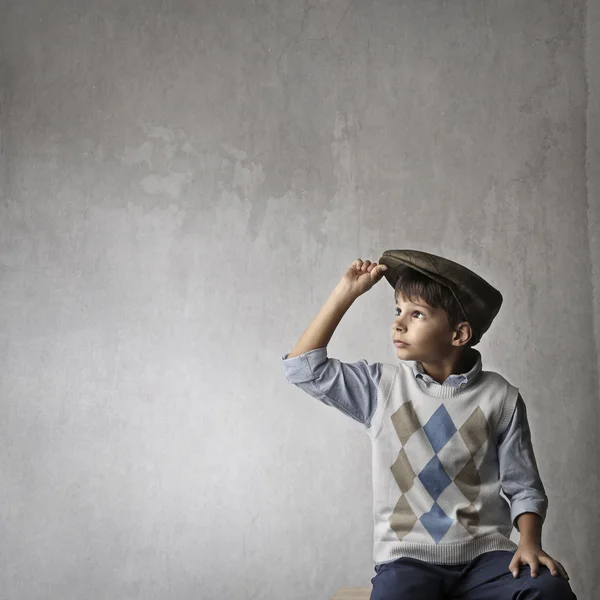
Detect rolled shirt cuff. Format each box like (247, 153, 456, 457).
(281, 347, 327, 384)
(510, 499, 547, 532)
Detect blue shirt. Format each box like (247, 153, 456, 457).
(281, 347, 548, 533)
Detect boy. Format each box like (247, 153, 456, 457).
(281, 250, 576, 600)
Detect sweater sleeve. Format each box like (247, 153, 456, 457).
(281, 346, 382, 428)
(498, 394, 549, 532)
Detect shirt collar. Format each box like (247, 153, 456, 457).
(411, 348, 482, 388)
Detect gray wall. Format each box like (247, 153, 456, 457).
(586, 0, 600, 592)
(1, 1, 598, 599)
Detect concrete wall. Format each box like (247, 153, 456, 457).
(585, 0, 600, 593)
(0, 1, 597, 599)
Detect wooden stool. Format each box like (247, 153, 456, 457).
(331, 587, 371, 600)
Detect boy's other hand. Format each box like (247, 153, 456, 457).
(338, 258, 388, 298)
(508, 543, 570, 581)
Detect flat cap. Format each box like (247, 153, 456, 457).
(377, 249, 503, 346)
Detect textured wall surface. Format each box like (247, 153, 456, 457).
(584, 0, 600, 594)
(0, 1, 597, 599)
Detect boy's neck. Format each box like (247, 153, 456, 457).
(419, 348, 477, 385)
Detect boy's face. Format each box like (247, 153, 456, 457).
(392, 291, 462, 362)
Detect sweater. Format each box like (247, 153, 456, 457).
(281, 347, 548, 565)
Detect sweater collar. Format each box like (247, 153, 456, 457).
(411, 348, 482, 389)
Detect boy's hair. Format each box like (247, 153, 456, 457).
(394, 266, 477, 348)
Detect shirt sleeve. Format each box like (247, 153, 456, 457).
(498, 393, 549, 532)
(280, 346, 382, 428)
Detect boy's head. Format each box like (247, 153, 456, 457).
(379, 249, 504, 351)
(392, 266, 475, 364)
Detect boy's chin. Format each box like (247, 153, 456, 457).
(395, 345, 416, 356)
(395, 345, 427, 361)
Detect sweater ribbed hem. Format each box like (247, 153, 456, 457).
(374, 533, 518, 566)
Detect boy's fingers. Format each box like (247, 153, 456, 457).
(374, 265, 387, 278)
(541, 556, 569, 580)
(546, 559, 559, 577)
(367, 264, 382, 274)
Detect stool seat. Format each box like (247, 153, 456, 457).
(331, 587, 371, 600)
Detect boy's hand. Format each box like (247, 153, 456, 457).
(508, 542, 570, 581)
(338, 259, 388, 298)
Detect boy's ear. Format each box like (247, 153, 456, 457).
(452, 321, 473, 347)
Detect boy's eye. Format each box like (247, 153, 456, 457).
(395, 308, 424, 318)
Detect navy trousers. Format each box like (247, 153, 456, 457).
(370, 550, 577, 600)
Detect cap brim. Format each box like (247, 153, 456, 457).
(378, 249, 456, 292)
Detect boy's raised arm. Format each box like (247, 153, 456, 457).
(286, 285, 357, 358)
(286, 259, 388, 358)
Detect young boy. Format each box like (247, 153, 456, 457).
(281, 250, 576, 600)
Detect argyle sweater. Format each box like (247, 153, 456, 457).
(281, 347, 548, 565)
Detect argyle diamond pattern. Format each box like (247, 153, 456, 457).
(389, 401, 490, 543)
